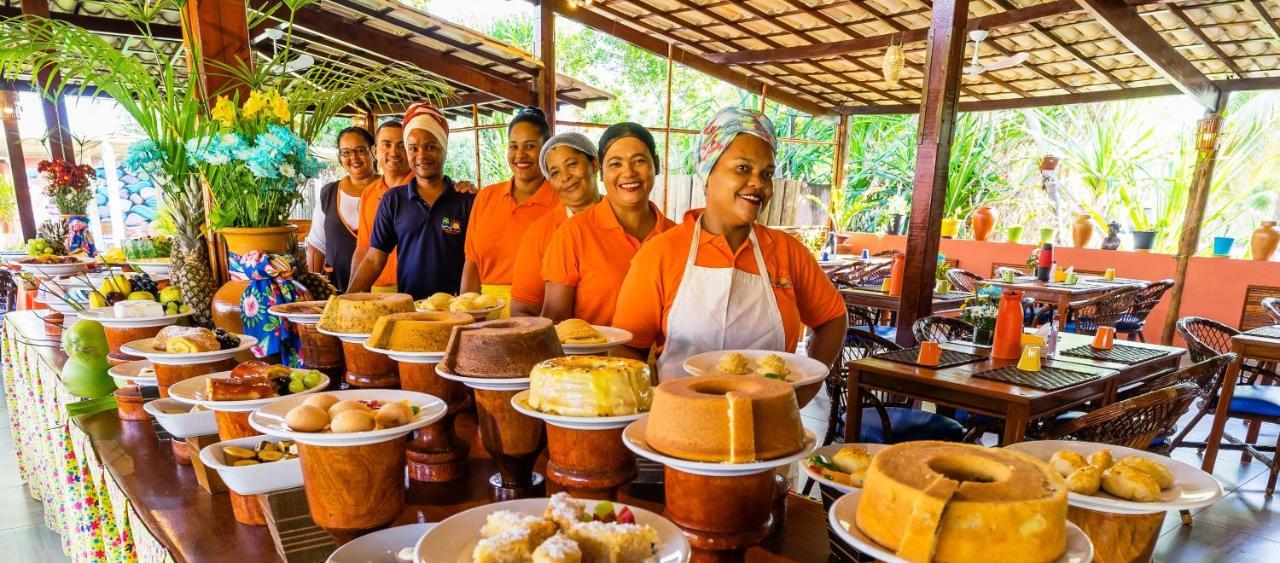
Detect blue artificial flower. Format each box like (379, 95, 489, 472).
(122, 140, 165, 179)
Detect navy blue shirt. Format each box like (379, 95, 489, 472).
(369, 177, 474, 299)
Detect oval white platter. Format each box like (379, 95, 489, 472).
(361, 342, 446, 364)
(121, 334, 257, 365)
(108, 359, 157, 387)
(328, 523, 434, 563)
(510, 390, 646, 430)
(434, 364, 530, 391)
(560, 325, 634, 355)
(142, 398, 217, 438)
(167, 370, 329, 412)
(683, 350, 829, 389)
(198, 435, 302, 495)
(267, 300, 329, 323)
(799, 443, 889, 494)
(249, 389, 447, 447)
(78, 306, 193, 328)
(827, 489, 1094, 563)
(12, 256, 94, 276)
(316, 327, 371, 343)
(1005, 440, 1223, 514)
(413, 498, 689, 563)
(622, 416, 818, 477)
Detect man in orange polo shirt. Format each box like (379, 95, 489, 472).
(613, 108, 846, 382)
(353, 120, 412, 293)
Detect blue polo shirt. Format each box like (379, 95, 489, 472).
(369, 177, 474, 299)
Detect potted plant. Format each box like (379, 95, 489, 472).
(1252, 221, 1278, 261)
(961, 294, 999, 346)
(935, 256, 952, 294)
(37, 158, 98, 256)
(886, 195, 908, 235)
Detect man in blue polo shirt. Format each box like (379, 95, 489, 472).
(348, 101, 475, 298)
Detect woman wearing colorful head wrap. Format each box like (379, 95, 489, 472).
(540, 122, 675, 325)
(613, 107, 847, 382)
(459, 107, 557, 317)
(509, 132, 603, 317)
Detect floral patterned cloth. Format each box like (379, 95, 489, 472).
(64, 214, 97, 257)
(227, 249, 309, 366)
(2, 317, 161, 562)
(694, 107, 778, 186)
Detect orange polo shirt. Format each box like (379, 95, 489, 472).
(465, 179, 558, 285)
(357, 174, 412, 288)
(613, 209, 846, 355)
(510, 203, 571, 307)
(541, 202, 675, 326)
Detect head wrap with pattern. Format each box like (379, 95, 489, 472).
(402, 100, 450, 157)
(694, 107, 777, 185)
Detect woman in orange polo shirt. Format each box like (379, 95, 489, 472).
(613, 108, 847, 381)
(509, 132, 602, 317)
(541, 123, 675, 325)
(459, 107, 557, 316)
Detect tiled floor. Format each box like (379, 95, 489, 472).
(0, 391, 1276, 561)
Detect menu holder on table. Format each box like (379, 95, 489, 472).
(258, 487, 336, 563)
(971, 364, 1102, 391)
(1059, 343, 1169, 365)
(872, 347, 985, 369)
(1244, 325, 1280, 340)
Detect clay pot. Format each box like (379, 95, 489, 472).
(940, 218, 960, 239)
(1005, 226, 1023, 243)
(113, 385, 150, 421)
(215, 410, 267, 526)
(1131, 230, 1158, 251)
(1251, 221, 1279, 261)
(664, 467, 776, 556)
(298, 440, 407, 545)
(342, 340, 399, 388)
(152, 358, 236, 397)
(545, 425, 636, 500)
(1068, 505, 1161, 563)
(211, 226, 300, 334)
(102, 324, 165, 365)
(1072, 214, 1094, 248)
(970, 206, 996, 241)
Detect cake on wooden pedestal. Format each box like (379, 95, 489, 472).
(368, 311, 472, 353)
(317, 293, 414, 388)
(644, 375, 805, 463)
(399, 362, 470, 483)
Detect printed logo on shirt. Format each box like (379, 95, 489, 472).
(772, 276, 792, 289)
(440, 217, 463, 235)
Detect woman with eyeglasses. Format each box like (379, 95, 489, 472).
(458, 107, 557, 317)
(305, 126, 377, 292)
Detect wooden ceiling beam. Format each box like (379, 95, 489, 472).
(327, 0, 531, 74)
(990, 0, 1128, 88)
(1167, 4, 1245, 76)
(1072, 0, 1220, 110)
(546, 0, 832, 115)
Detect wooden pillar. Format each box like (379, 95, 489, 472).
(1160, 97, 1226, 344)
(534, 0, 557, 133)
(22, 0, 75, 163)
(181, 0, 252, 99)
(472, 104, 482, 186)
(830, 114, 850, 232)
(896, 0, 970, 347)
(1, 90, 37, 239)
(662, 42, 674, 215)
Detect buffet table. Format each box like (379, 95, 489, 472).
(2, 310, 830, 562)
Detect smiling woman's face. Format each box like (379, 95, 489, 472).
(544, 145, 599, 209)
(704, 134, 775, 228)
(507, 121, 545, 184)
(601, 136, 655, 209)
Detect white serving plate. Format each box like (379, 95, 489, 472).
(800, 443, 889, 494)
(412, 498, 690, 563)
(415, 298, 505, 322)
(127, 260, 170, 276)
(316, 327, 371, 343)
(683, 350, 829, 389)
(510, 390, 646, 430)
(622, 416, 818, 477)
(142, 398, 217, 438)
(362, 342, 446, 364)
(329, 523, 434, 563)
(267, 300, 328, 324)
(434, 364, 530, 391)
(1005, 440, 1223, 514)
(560, 325, 634, 355)
(108, 359, 157, 387)
(249, 389, 447, 447)
(13, 256, 94, 276)
(828, 489, 1094, 563)
(198, 435, 302, 495)
(167, 370, 329, 412)
(78, 306, 192, 328)
(121, 334, 257, 365)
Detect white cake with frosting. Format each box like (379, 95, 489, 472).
(114, 300, 165, 318)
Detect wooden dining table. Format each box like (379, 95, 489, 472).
(840, 286, 971, 313)
(846, 332, 1184, 444)
(980, 276, 1147, 316)
(1200, 326, 1280, 474)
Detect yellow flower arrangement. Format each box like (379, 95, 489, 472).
(242, 89, 267, 118)
(269, 90, 290, 123)
(211, 96, 237, 128)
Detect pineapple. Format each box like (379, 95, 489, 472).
(290, 237, 335, 301)
(166, 179, 216, 328)
(38, 218, 70, 255)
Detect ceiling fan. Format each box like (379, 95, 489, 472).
(963, 29, 1029, 75)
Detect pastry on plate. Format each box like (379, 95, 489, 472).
(715, 352, 751, 375)
(756, 353, 790, 376)
(154, 326, 220, 353)
(555, 318, 606, 345)
(1101, 465, 1161, 502)
(1049, 449, 1088, 478)
(532, 533, 582, 563)
(832, 446, 873, 474)
(1115, 456, 1174, 490)
(1065, 465, 1102, 495)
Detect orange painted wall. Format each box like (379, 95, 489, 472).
(839, 233, 1280, 346)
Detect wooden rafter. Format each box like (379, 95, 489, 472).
(1243, 0, 1280, 41)
(1073, 0, 1220, 109)
(988, 0, 1128, 88)
(1167, 4, 1245, 77)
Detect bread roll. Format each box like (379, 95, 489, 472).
(1102, 465, 1161, 502)
(1116, 456, 1174, 489)
(1050, 449, 1088, 477)
(1088, 448, 1114, 470)
(330, 410, 376, 433)
(285, 405, 328, 432)
(1066, 465, 1102, 495)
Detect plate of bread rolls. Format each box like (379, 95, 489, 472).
(1006, 440, 1223, 513)
(249, 389, 447, 447)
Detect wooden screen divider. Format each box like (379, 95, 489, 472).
(1240, 285, 1280, 330)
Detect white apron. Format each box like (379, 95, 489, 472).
(656, 219, 786, 381)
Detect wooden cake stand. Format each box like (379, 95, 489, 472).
(215, 410, 267, 526)
(387, 353, 470, 483)
(510, 390, 639, 500)
(439, 369, 545, 500)
(321, 330, 399, 389)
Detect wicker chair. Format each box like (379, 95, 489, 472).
(946, 268, 984, 294)
(1177, 317, 1277, 384)
(1040, 383, 1201, 452)
(1066, 285, 1141, 335)
(1263, 297, 1280, 324)
(911, 316, 974, 344)
(1119, 354, 1234, 404)
(1116, 280, 1174, 342)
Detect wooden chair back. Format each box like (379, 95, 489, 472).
(1071, 285, 1142, 334)
(1120, 354, 1234, 401)
(1042, 383, 1201, 450)
(911, 316, 975, 344)
(946, 268, 983, 294)
(1262, 297, 1280, 325)
(1176, 317, 1239, 362)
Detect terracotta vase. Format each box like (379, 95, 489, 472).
(215, 410, 267, 526)
(1251, 221, 1279, 261)
(545, 425, 636, 500)
(298, 439, 407, 545)
(991, 290, 1025, 360)
(399, 362, 469, 482)
(211, 226, 300, 334)
(342, 340, 399, 388)
(663, 467, 776, 556)
(940, 218, 960, 238)
(970, 206, 996, 241)
(1072, 214, 1094, 248)
(887, 253, 905, 297)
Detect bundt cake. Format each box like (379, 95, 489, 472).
(442, 317, 563, 378)
(643, 375, 804, 463)
(856, 441, 1068, 563)
(316, 293, 414, 334)
(528, 356, 652, 417)
(366, 311, 473, 352)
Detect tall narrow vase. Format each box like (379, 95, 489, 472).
(1072, 214, 1094, 248)
(970, 206, 996, 241)
(991, 290, 1025, 360)
(1251, 221, 1278, 261)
